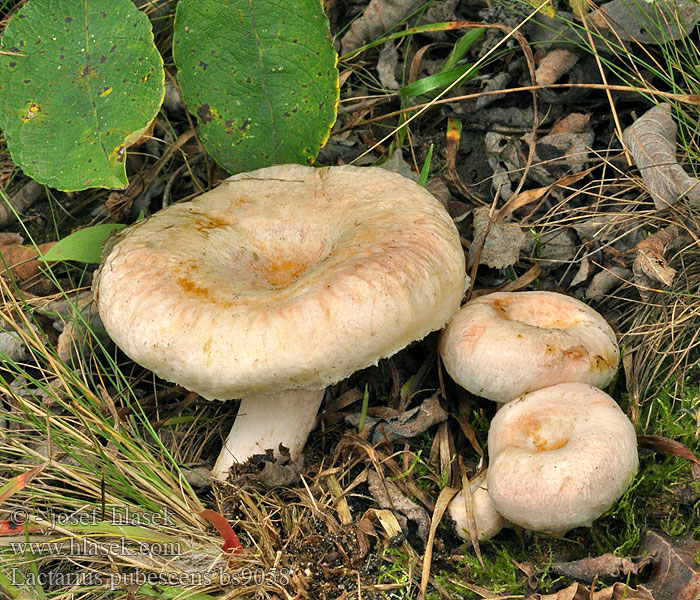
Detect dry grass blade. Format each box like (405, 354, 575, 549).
(0, 275, 289, 598)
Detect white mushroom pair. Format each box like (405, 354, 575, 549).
(440, 292, 638, 539)
(94, 164, 467, 482)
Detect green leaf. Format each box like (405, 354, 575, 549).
(40, 223, 126, 264)
(400, 64, 478, 102)
(173, 0, 339, 174)
(0, 0, 164, 191)
(418, 143, 433, 187)
(441, 28, 485, 72)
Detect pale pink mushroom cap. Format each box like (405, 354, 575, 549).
(486, 382, 638, 533)
(439, 291, 619, 403)
(94, 164, 466, 400)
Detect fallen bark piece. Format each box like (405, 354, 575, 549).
(623, 103, 700, 209)
(552, 552, 653, 582)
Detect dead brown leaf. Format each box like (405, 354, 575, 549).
(589, 0, 700, 44)
(495, 168, 591, 221)
(340, 0, 424, 55)
(535, 48, 580, 87)
(623, 103, 700, 209)
(552, 552, 654, 582)
(531, 582, 654, 600)
(640, 529, 700, 600)
(632, 225, 682, 291)
(345, 394, 447, 445)
(638, 434, 700, 482)
(550, 113, 591, 135)
(0, 242, 54, 284)
(367, 469, 430, 543)
(470, 206, 527, 269)
(376, 42, 400, 90)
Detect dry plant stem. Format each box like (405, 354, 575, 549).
(212, 389, 325, 481)
(578, 11, 631, 166)
(331, 85, 700, 137)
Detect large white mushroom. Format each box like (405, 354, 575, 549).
(486, 382, 638, 533)
(439, 291, 620, 403)
(94, 164, 467, 481)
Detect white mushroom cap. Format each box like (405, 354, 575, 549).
(448, 470, 508, 541)
(486, 382, 638, 533)
(438, 291, 619, 403)
(94, 164, 467, 400)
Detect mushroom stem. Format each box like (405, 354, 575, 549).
(212, 389, 326, 481)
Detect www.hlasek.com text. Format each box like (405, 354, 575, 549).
(10, 537, 181, 557)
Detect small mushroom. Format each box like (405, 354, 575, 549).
(486, 382, 638, 533)
(439, 291, 619, 403)
(94, 164, 467, 481)
(448, 470, 508, 541)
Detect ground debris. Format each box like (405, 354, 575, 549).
(340, 0, 424, 54)
(0, 179, 44, 227)
(345, 393, 447, 445)
(551, 552, 653, 583)
(585, 266, 631, 301)
(632, 224, 684, 293)
(470, 205, 527, 269)
(0, 236, 54, 288)
(474, 72, 511, 110)
(535, 48, 580, 87)
(367, 469, 430, 544)
(589, 0, 700, 44)
(623, 103, 700, 209)
(376, 42, 400, 90)
(639, 529, 700, 600)
(530, 582, 654, 600)
(637, 435, 700, 482)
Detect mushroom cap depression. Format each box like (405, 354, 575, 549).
(486, 382, 638, 533)
(94, 164, 467, 400)
(439, 291, 619, 403)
